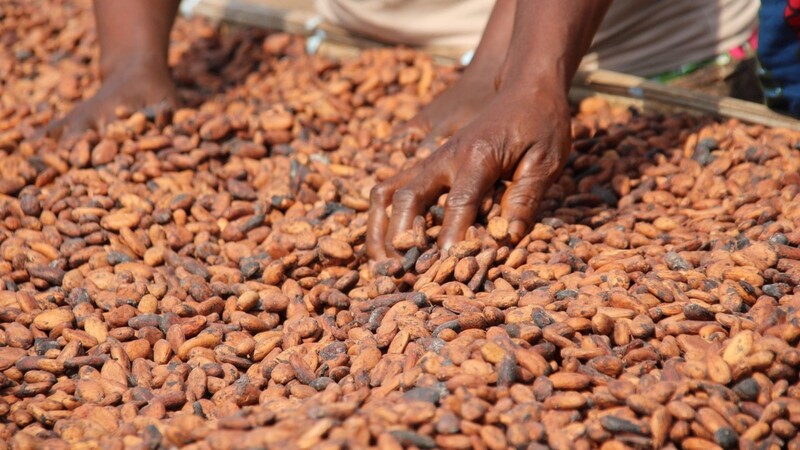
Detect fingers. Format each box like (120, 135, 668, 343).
(371, 128, 562, 259)
(500, 172, 547, 242)
(369, 137, 504, 257)
(437, 154, 497, 251)
(367, 165, 427, 260)
(368, 150, 451, 260)
(368, 140, 458, 260)
(367, 181, 397, 261)
(384, 172, 446, 254)
(500, 143, 568, 242)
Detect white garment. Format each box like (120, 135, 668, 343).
(316, 0, 760, 77)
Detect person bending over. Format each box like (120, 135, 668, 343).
(48, 1, 611, 261)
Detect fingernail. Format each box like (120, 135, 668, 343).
(509, 220, 527, 242)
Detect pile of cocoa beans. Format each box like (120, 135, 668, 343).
(3, 1, 800, 449)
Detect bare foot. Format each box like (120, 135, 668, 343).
(47, 63, 177, 139)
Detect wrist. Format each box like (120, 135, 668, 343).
(496, 72, 570, 107)
(497, 58, 570, 95)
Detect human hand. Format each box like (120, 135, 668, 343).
(395, 73, 496, 149)
(367, 85, 571, 260)
(393, 0, 515, 149)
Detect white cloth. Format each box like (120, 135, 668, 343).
(316, 0, 760, 77)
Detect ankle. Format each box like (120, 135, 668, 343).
(99, 51, 169, 81)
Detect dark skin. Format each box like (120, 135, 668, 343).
(367, 1, 613, 260)
(47, 0, 180, 138)
(52, 0, 514, 142)
(397, 0, 516, 146)
(48, 0, 611, 262)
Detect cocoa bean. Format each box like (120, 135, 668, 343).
(4, 3, 800, 448)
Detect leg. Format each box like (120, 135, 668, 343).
(49, 0, 181, 137)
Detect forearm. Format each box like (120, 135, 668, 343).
(464, 0, 516, 78)
(499, 1, 612, 92)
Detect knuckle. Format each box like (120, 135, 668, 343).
(525, 149, 564, 180)
(468, 138, 492, 151)
(508, 174, 546, 196)
(542, 143, 566, 166)
(506, 190, 539, 208)
(466, 140, 494, 162)
(391, 188, 417, 208)
(463, 139, 506, 173)
(445, 190, 476, 210)
(370, 183, 391, 204)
